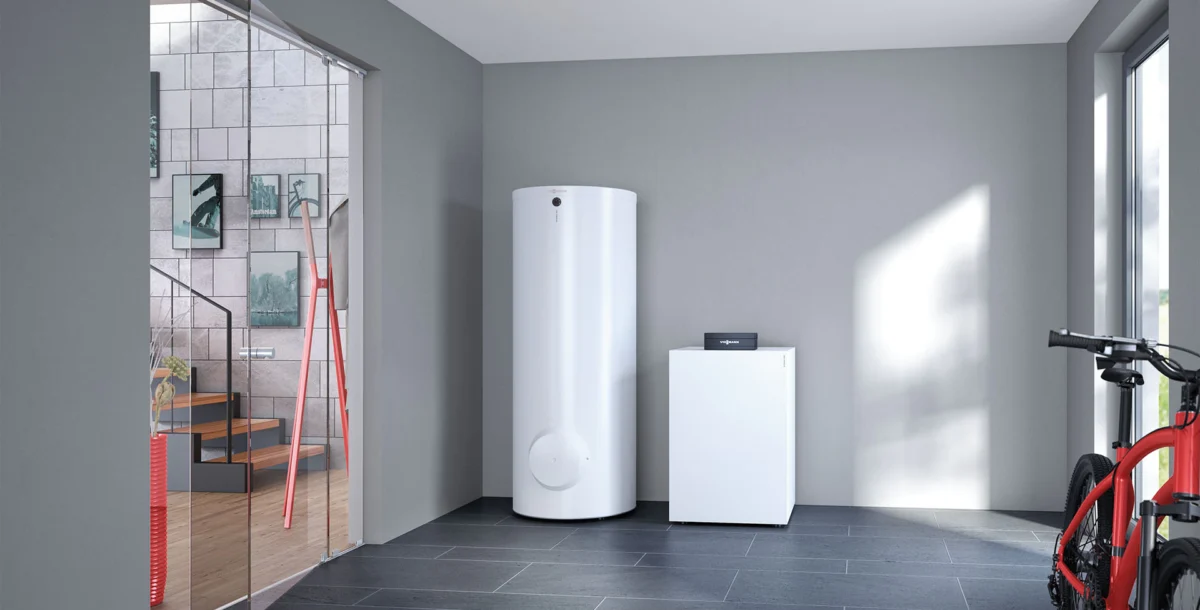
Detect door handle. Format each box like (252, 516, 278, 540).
(239, 347, 276, 360)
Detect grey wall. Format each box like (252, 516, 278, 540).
(1169, 2, 1200, 538)
(0, 0, 150, 608)
(263, 0, 484, 544)
(1172, 0, 1200, 488)
(483, 46, 1070, 510)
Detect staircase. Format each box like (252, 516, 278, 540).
(152, 263, 328, 494)
(153, 366, 327, 493)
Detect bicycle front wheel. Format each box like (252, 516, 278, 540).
(1152, 538, 1200, 608)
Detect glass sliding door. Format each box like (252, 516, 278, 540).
(244, 1, 350, 600)
(151, 0, 254, 607)
(185, 1, 254, 607)
(149, 6, 199, 605)
(152, 1, 362, 605)
(1126, 17, 1169, 504)
(325, 60, 356, 560)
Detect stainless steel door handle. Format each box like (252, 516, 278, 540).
(239, 347, 276, 360)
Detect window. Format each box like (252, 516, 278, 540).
(1125, 15, 1169, 502)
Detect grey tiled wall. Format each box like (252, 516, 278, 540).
(149, 3, 350, 462)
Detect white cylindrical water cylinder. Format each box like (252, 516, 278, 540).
(513, 185, 637, 520)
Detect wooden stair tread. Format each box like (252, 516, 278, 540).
(173, 418, 279, 440)
(152, 392, 230, 411)
(206, 444, 325, 470)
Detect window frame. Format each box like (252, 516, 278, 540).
(1123, 12, 1169, 341)
(1123, 12, 1169, 500)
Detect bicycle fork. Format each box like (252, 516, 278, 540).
(1133, 407, 1200, 608)
(1136, 500, 1157, 609)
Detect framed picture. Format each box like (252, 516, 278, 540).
(250, 174, 280, 218)
(249, 251, 301, 327)
(150, 72, 160, 178)
(172, 174, 223, 249)
(287, 173, 321, 218)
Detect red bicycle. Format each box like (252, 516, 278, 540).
(1049, 329, 1200, 609)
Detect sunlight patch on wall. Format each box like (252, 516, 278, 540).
(853, 186, 990, 509)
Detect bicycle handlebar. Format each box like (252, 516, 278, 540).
(1048, 328, 1196, 383)
(1047, 330, 1113, 352)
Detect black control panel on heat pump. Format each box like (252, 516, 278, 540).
(704, 333, 758, 351)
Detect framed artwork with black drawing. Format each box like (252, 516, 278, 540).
(172, 174, 223, 249)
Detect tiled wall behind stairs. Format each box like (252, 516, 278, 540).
(149, 3, 350, 467)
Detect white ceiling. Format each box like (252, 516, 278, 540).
(389, 0, 1099, 64)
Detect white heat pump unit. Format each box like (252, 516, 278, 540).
(512, 185, 638, 520)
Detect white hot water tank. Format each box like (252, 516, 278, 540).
(512, 185, 637, 519)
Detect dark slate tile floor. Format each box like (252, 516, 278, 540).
(268, 498, 1062, 610)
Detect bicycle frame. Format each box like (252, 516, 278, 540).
(1057, 410, 1200, 608)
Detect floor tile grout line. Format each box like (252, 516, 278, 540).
(593, 596, 607, 610)
(723, 569, 740, 602)
(377, 543, 458, 548)
(578, 597, 844, 610)
(292, 573, 1048, 602)
(368, 555, 1051, 574)
(646, 530, 1042, 541)
(746, 533, 757, 556)
(490, 563, 533, 593)
(372, 544, 647, 558)
(845, 559, 850, 574)
(347, 587, 384, 607)
(354, 547, 1050, 570)
(427, 521, 587, 531)
(548, 528, 578, 550)
(956, 576, 971, 610)
(435, 522, 670, 532)
(634, 553, 647, 566)
(350, 535, 1046, 564)
(325, 584, 636, 599)
(432, 546, 455, 559)
(293, 583, 838, 600)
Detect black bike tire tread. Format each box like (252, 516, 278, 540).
(1152, 537, 1200, 607)
(1061, 453, 1115, 607)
